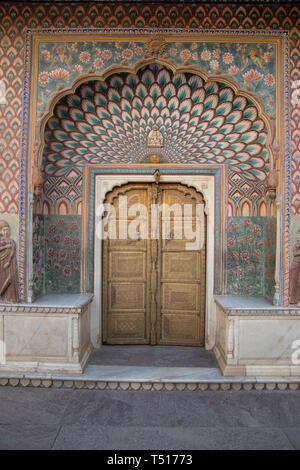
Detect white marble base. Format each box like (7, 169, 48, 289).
(0, 363, 299, 391)
(214, 296, 300, 376)
(0, 294, 93, 374)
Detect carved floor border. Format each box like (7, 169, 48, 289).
(0, 377, 299, 391)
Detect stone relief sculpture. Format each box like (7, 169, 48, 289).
(147, 129, 163, 148)
(0, 220, 19, 303)
(289, 228, 300, 305)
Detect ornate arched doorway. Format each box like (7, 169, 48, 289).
(33, 63, 273, 301)
(102, 182, 206, 346)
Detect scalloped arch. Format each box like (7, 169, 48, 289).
(41, 62, 272, 181)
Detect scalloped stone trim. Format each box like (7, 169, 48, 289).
(0, 377, 299, 391)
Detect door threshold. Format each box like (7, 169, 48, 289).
(1, 364, 300, 391)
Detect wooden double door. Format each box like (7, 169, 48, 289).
(102, 182, 206, 346)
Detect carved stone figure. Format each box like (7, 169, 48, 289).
(32, 166, 44, 198)
(147, 129, 163, 148)
(0, 220, 19, 303)
(266, 145, 279, 200)
(289, 228, 300, 305)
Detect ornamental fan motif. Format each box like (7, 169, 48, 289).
(43, 64, 268, 180)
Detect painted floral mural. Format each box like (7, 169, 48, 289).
(44, 215, 81, 293)
(37, 39, 276, 117)
(264, 216, 276, 301)
(227, 217, 266, 296)
(32, 214, 45, 298)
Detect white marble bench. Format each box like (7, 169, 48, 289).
(0, 294, 93, 374)
(214, 295, 300, 377)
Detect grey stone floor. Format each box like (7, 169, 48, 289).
(89, 345, 219, 368)
(0, 386, 300, 449)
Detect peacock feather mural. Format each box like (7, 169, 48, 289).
(43, 64, 269, 184)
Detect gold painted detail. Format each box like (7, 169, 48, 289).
(145, 36, 167, 58)
(150, 154, 160, 164)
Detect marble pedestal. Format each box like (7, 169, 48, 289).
(214, 296, 300, 376)
(0, 294, 93, 374)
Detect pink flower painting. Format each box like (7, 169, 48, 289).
(48, 224, 57, 234)
(50, 68, 70, 81)
(93, 58, 104, 69)
(73, 64, 83, 74)
(63, 265, 72, 276)
(134, 47, 143, 56)
(59, 249, 68, 260)
(263, 51, 273, 63)
(122, 49, 133, 60)
(228, 65, 239, 75)
(210, 60, 219, 71)
(41, 50, 50, 60)
(64, 236, 71, 245)
(222, 52, 233, 64)
(79, 51, 90, 63)
(201, 50, 211, 61)
(38, 71, 50, 85)
(243, 69, 263, 82)
(264, 73, 275, 86)
(241, 251, 249, 260)
(102, 50, 112, 60)
(180, 49, 191, 61)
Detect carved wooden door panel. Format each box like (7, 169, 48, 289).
(157, 184, 206, 346)
(102, 184, 151, 344)
(102, 183, 206, 346)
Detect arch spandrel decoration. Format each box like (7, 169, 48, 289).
(22, 29, 289, 306)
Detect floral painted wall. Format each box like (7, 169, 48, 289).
(227, 216, 275, 297)
(264, 216, 276, 301)
(36, 39, 276, 118)
(43, 215, 81, 294)
(32, 214, 44, 298)
(32, 214, 82, 295)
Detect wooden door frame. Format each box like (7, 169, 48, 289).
(92, 172, 219, 351)
(101, 182, 207, 346)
